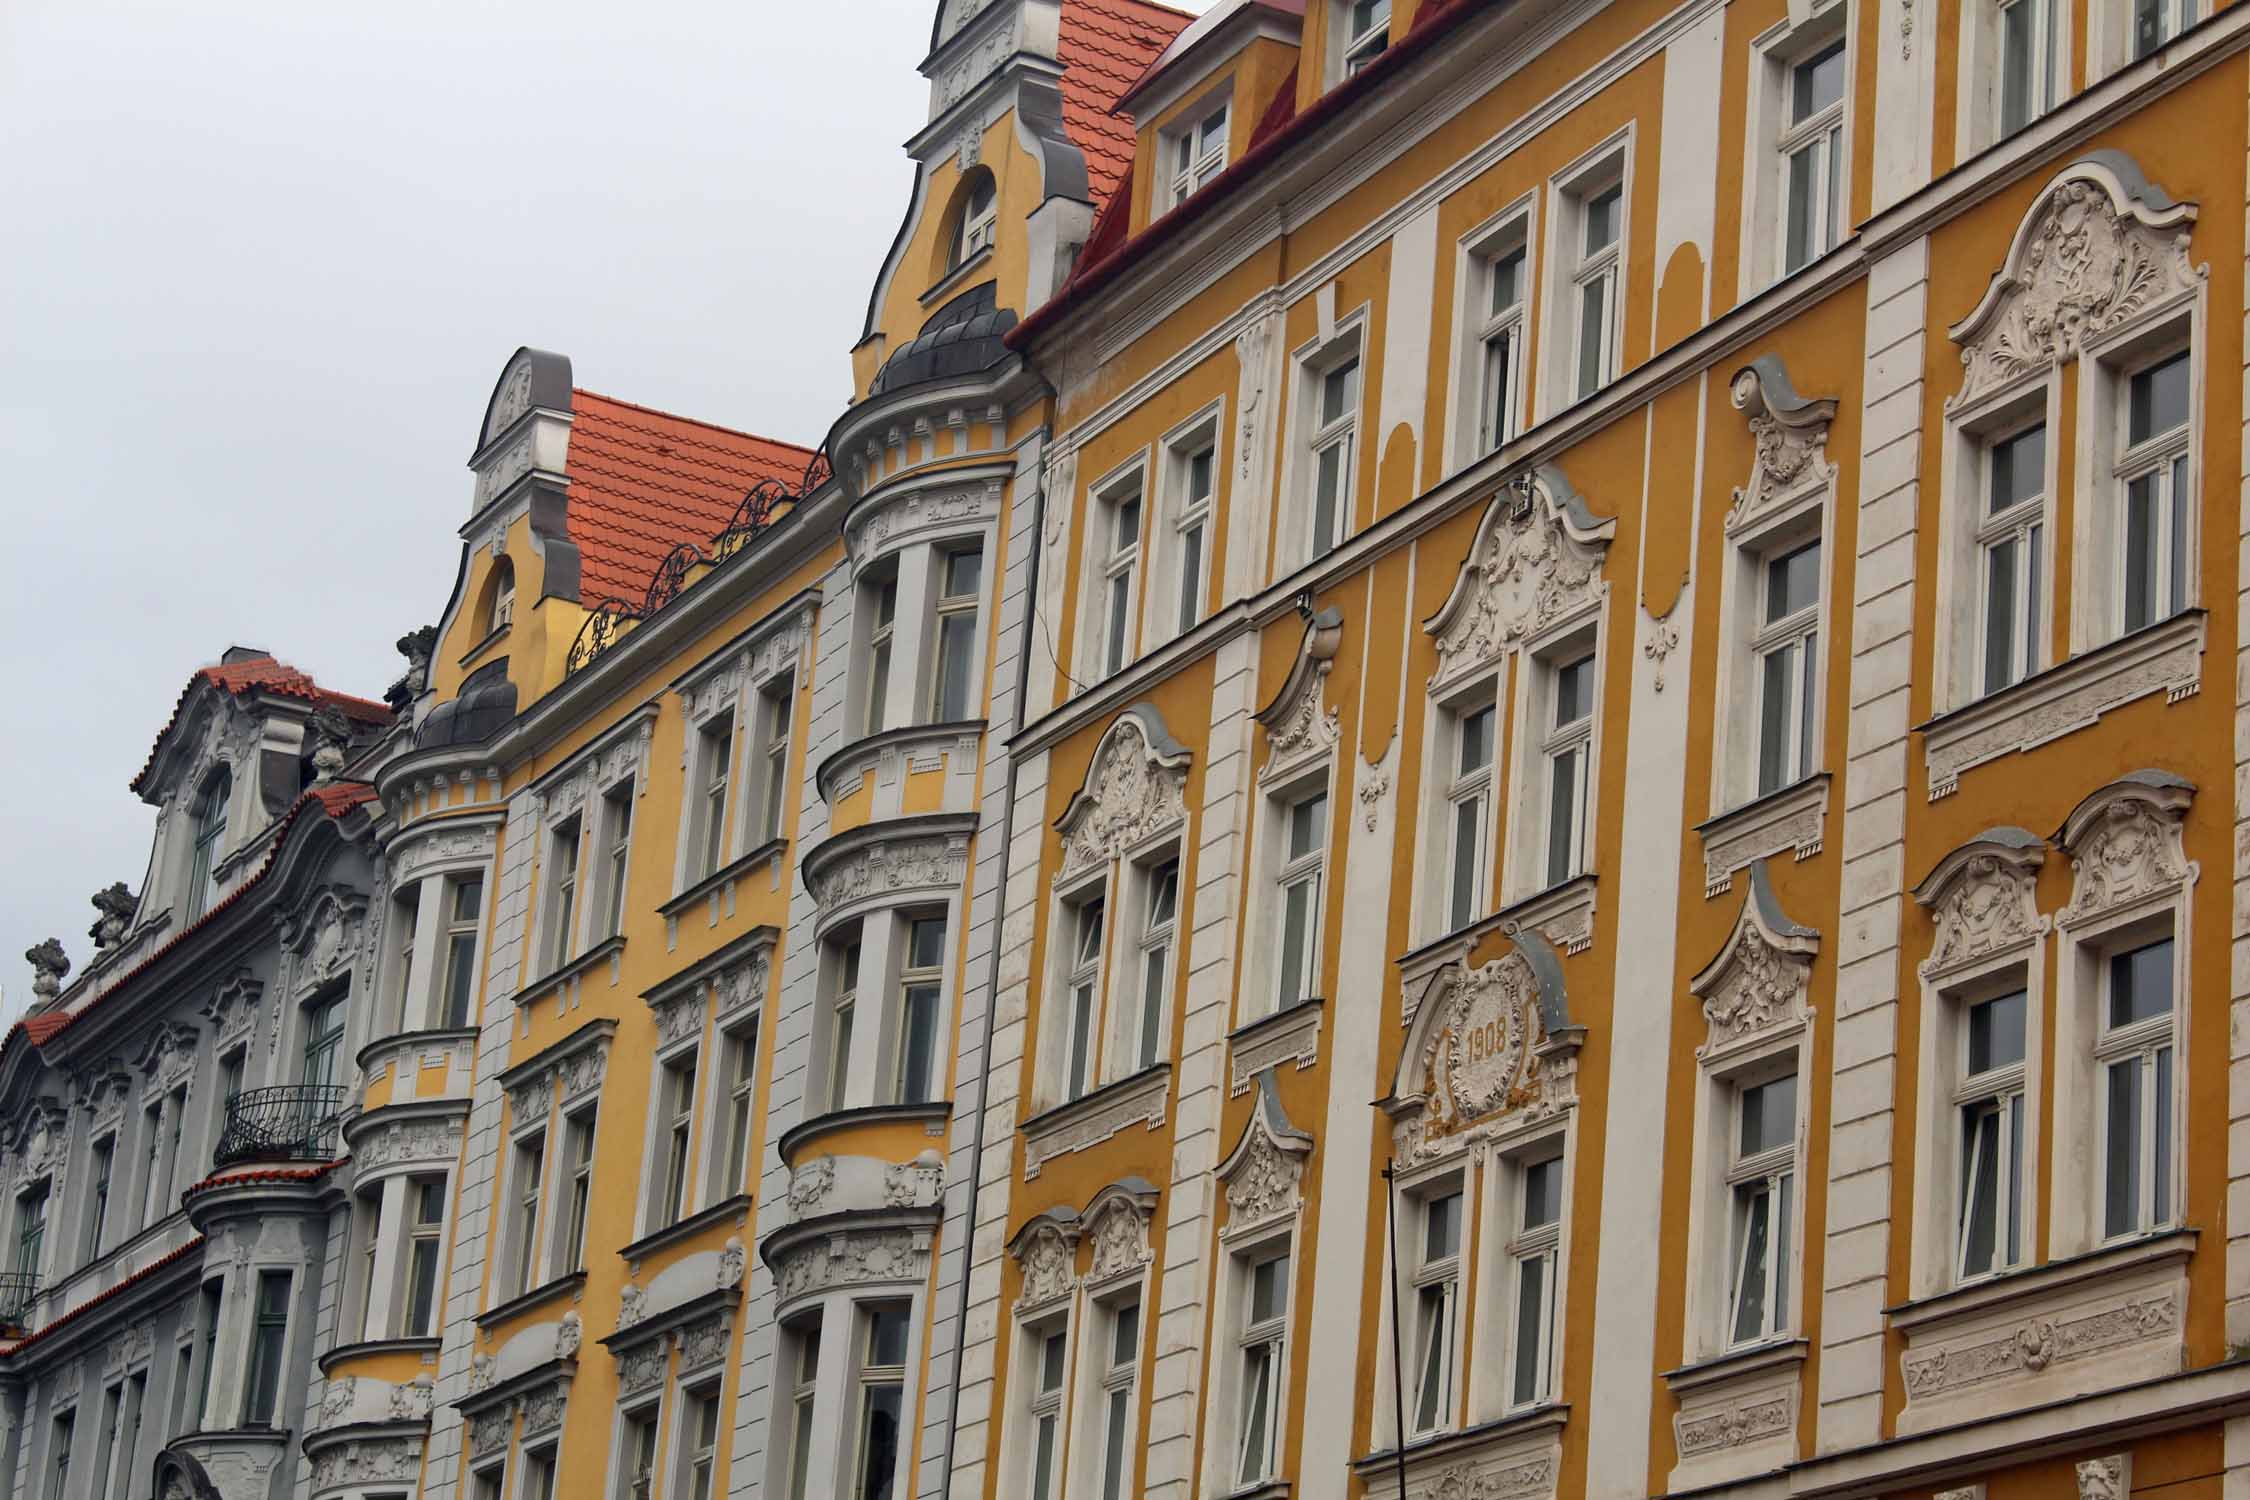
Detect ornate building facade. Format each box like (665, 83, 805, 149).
(14, 0, 2250, 1498)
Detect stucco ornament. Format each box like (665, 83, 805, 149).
(555, 1310, 582, 1359)
(1728, 356, 1838, 531)
(1914, 830, 2047, 978)
(1053, 708, 1191, 885)
(1216, 1073, 1313, 1236)
(1234, 316, 1273, 484)
(774, 1228, 925, 1303)
(2079, 1457, 2131, 1500)
(1426, 1454, 1557, 1500)
(2053, 772, 2195, 927)
(1676, 1393, 1793, 1455)
(883, 1153, 943, 1208)
(319, 1376, 353, 1426)
(617, 1284, 647, 1329)
(1425, 468, 1614, 690)
(1083, 1194, 1153, 1282)
(1395, 947, 1579, 1164)
(807, 832, 968, 909)
(718, 1237, 746, 1289)
(387, 1375, 434, 1422)
(1014, 1220, 1076, 1311)
(1949, 157, 2203, 410)
(1691, 863, 1819, 1057)
(787, 1155, 836, 1212)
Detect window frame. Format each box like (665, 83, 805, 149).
(2093, 930, 2181, 1242)
(1156, 407, 1224, 645)
(1230, 1237, 1293, 1487)
(1059, 880, 1110, 1102)
(1125, 851, 1182, 1076)
(849, 1300, 912, 1500)
(504, 1123, 549, 1298)
(1404, 1178, 1466, 1438)
(1337, 0, 1392, 77)
(555, 1104, 597, 1275)
(1268, 780, 1331, 1017)
(1937, 376, 2061, 711)
(1021, 1314, 1070, 1500)
(1975, 413, 2052, 696)
(1530, 638, 1597, 894)
(1163, 88, 1232, 209)
(891, 914, 948, 1106)
(752, 670, 797, 848)
(590, 777, 636, 944)
(1952, 984, 2032, 1283)
(185, 766, 232, 922)
(1297, 333, 1365, 564)
(1776, 38, 1848, 275)
(1543, 141, 1631, 411)
(928, 541, 987, 722)
(1721, 1063, 1800, 1351)
(707, 1011, 761, 1204)
(952, 169, 997, 269)
(540, 814, 584, 973)
(2111, 345, 2195, 637)
(438, 872, 487, 1029)
(1087, 461, 1147, 680)
(674, 1380, 723, 1500)
(1083, 1287, 1144, 1500)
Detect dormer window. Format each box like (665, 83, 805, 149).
(488, 557, 515, 634)
(1341, 0, 1391, 76)
(186, 767, 231, 921)
(1166, 97, 1230, 208)
(952, 170, 997, 271)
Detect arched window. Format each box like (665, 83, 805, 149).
(485, 556, 516, 635)
(186, 767, 231, 920)
(950, 169, 997, 271)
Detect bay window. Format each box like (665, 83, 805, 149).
(931, 545, 983, 721)
(439, 875, 483, 1027)
(863, 573, 898, 735)
(405, 1177, 446, 1336)
(895, 918, 946, 1105)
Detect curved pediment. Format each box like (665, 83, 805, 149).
(1053, 705, 1191, 885)
(1255, 607, 1344, 782)
(1391, 930, 1581, 1163)
(1217, 1072, 1312, 1238)
(1911, 827, 2046, 978)
(2054, 769, 2196, 927)
(1690, 861, 1818, 1058)
(1729, 354, 1838, 532)
(1425, 465, 1614, 690)
(474, 347, 572, 456)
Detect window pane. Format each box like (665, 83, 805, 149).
(1785, 143, 1816, 272)
(1313, 443, 1344, 553)
(1238, 1345, 1272, 1482)
(1967, 990, 2027, 1073)
(2154, 1044, 2174, 1225)
(1576, 277, 1608, 397)
(1523, 1157, 1561, 1229)
(2106, 1056, 2143, 1237)
(1322, 358, 1360, 425)
(1458, 704, 1494, 773)
(1413, 1285, 1449, 1429)
(1991, 423, 2045, 513)
(1583, 185, 1621, 255)
(2129, 352, 2190, 444)
(1177, 521, 1205, 632)
(1759, 643, 1795, 796)
(1424, 1192, 1460, 1261)
(936, 612, 977, 720)
(1491, 248, 1524, 313)
(857, 1386, 901, 1500)
(909, 918, 947, 969)
(1545, 751, 1578, 888)
(1251, 1253, 1289, 1322)
(1984, 535, 2019, 693)
(2169, 454, 2189, 615)
(947, 547, 983, 596)
(1792, 42, 1846, 121)
(1960, 1102, 2001, 1275)
(1765, 540, 1822, 622)
(2125, 474, 2157, 631)
(2000, 0, 2036, 131)
(2109, 939, 2175, 1027)
(1032, 1417, 1058, 1500)
(1739, 1072, 1797, 1157)
(1449, 797, 1482, 930)
(1731, 1186, 1771, 1344)
(1512, 1254, 1546, 1405)
(1103, 1387, 1130, 1500)
(1554, 656, 1592, 725)
(900, 984, 940, 1103)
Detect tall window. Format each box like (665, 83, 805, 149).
(1341, 0, 1390, 73)
(2134, 0, 2195, 57)
(2120, 350, 2190, 634)
(391, 883, 420, 1024)
(1958, 989, 2027, 1281)
(827, 940, 862, 1113)
(440, 875, 484, 1028)
(693, 718, 734, 881)
(242, 1270, 291, 1425)
(1726, 1071, 1796, 1348)
(1235, 1248, 1290, 1486)
(523, 1449, 558, 1500)
(1755, 539, 1821, 794)
(1171, 440, 1216, 636)
(756, 674, 795, 845)
(1542, 652, 1594, 887)
(1509, 1155, 1562, 1408)
(186, 768, 230, 921)
(1274, 790, 1328, 1010)
(1780, 42, 1846, 273)
(1478, 243, 1530, 454)
(139, 1102, 166, 1227)
(1980, 420, 2046, 693)
(682, 1389, 721, 1500)
(1095, 1298, 1141, 1500)
(43, 1412, 71, 1500)
(786, 1318, 823, 1500)
(1999, 0, 2057, 134)
(1308, 355, 1361, 559)
(357, 1194, 384, 1339)
(1442, 702, 1496, 931)
(1064, 895, 1106, 1100)
(931, 545, 984, 721)
(1132, 859, 1180, 1072)
(1570, 181, 1623, 399)
(90, 1382, 120, 1500)
(1407, 1189, 1461, 1436)
(895, 918, 946, 1105)
(510, 1131, 546, 1296)
(86, 1137, 114, 1259)
(117, 1371, 146, 1494)
(618, 1408, 658, 1500)
(2100, 937, 2177, 1239)
(1027, 1325, 1068, 1500)
(545, 818, 582, 969)
(188, 1278, 221, 1432)
(719, 1025, 758, 1198)
(488, 557, 517, 633)
(13, 1182, 47, 1282)
(660, 1055, 698, 1226)
(302, 992, 346, 1088)
(853, 1303, 909, 1500)
(596, 784, 633, 940)
(864, 575, 899, 734)
(953, 171, 996, 268)
(472, 1467, 505, 1500)
(560, 1110, 595, 1274)
(1168, 97, 1229, 206)
(1098, 478, 1142, 677)
(405, 1177, 446, 1336)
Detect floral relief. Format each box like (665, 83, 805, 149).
(2059, 795, 2190, 925)
(1054, 713, 1190, 885)
(1427, 476, 1613, 687)
(1014, 1221, 1075, 1310)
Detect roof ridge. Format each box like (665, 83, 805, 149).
(572, 388, 816, 457)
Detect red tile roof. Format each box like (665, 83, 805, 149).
(0, 1236, 205, 1357)
(564, 390, 820, 606)
(131, 656, 392, 796)
(180, 1160, 344, 1201)
(1057, 0, 1195, 211)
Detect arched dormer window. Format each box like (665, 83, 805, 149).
(186, 766, 232, 920)
(484, 556, 516, 636)
(950, 169, 997, 272)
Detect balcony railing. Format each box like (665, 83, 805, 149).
(0, 1272, 39, 1335)
(214, 1085, 348, 1168)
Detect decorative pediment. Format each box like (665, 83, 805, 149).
(1729, 355, 1838, 531)
(1053, 706, 1191, 885)
(3, 1098, 69, 1185)
(536, 713, 654, 825)
(2054, 770, 2196, 927)
(651, 987, 705, 1049)
(1082, 1179, 1158, 1284)
(199, 968, 265, 1041)
(1216, 1071, 1312, 1238)
(1425, 466, 1614, 689)
(1255, 608, 1344, 782)
(1949, 153, 2204, 410)
(1691, 862, 1818, 1057)
(1008, 1210, 1081, 1313)
(281, 887, 368, 996)
(1391, 931, 1582, 1163)
(133, 1021, 202, 1082)
(1912, 828, 2047, 978)
(74, 1061, 135, 1122)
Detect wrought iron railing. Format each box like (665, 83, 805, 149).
(214, 1085, 348, 1167)
(0, 1272, 40, 1334)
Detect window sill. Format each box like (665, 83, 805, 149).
(918, 245, 994, 308)
(1661, 1337, 1807, 1486)
(1020, 1063, 1170, 1180)
(619, 1193, 753, 1268)
(1351, 1402, 1569, 1479)
(1226, 996, 1324, 1097)
(815, 719, 987, 809)
(509, 935, 626, 1009)
(318, 1335, 441, 1378)
(657, 840, 787, 923)
(1917, 609, 2204, 799)
(457, 621, 511, 669)
(1695, 773, 1830, 898)
(475, 1270, 587, 1332)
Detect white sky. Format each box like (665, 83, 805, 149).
(0, 0, 1218, 1019)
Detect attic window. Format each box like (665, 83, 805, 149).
(486, 557, 516, 635)
(952, 170, 998, 271)
(1166, 96, 1230, 208)
(186, 767, 232, 921)
(1342, 0, 1391, 76)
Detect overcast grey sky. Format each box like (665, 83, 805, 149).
(0, 0, 1212, 1019)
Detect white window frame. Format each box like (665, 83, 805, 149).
(1449, 201, 1537, 470)
(674, 1380, 723, 1500)
(1751, 533, 1825, 796)
(1776, 37, 1847, 274)
(1337, 0, 1392, 77)
(2073, 317, 2200, 654)
(1426, 687, 1497, 939)
(1543, 141, 1630, 412)
(1516, 634, 1596, 896)
(1295, 332, 1364, 565)
(1936, 376, 2060, 712)
(1404, 1178, 1465, 1437)
(1739, 14, 1850, 295)
(1721, 1064, 1800, 1350)
(953, 170, 997, 269)
(503, 1121, 550, 1298)
(1265, 779, 1330, 1018)
(780, 1314, 823, 1500)
(849, 1300, 912, 1500)
(401, 1174, 449, 1338)
(1163, 89, 1231, 209)
(1975, 412, 2052, 697)
(752, 670, 796, 849)
(859, 565, 900, 737)
(1020, 1315, 1070, 1500)
(929, 542, 987, 722)
(1687, 1022, 1808, 1359)
(436, 871, 487, 1030)
(2091, 928, 2182, 1242)
(1960, 0, 2067, 150)
(690, 711, 737, 882)
(2089, 0, 2198, 78)
(1087, 462, 1146, 681)
(1058, 880, 1109, 1102)
(539, 815, 583, 974)
(1077, 1287, 1143, 1500)
(1156, 407, 1224, 645)
(2111, 346, 2195, 637)
(819, 931, 863, 1116)
(1123, 851, 1181, 1076)
(1952, 983, 2032, 1283)
(649, 1043, 700, 1232)
(591, 776, 636, 944)
(891, 914, 949, 1107)
(705, 1011, 760, 1204)
(612, 1396, 662, 1500)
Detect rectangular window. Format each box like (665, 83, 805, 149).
(187, 772, 229, 923)
(1780, 41, 1846, 273)
(1098, 1298, 1141, 1500)
(786, 1318, 823, 1500)
(1726, 1071, 1797, 1347)
(895, 918, 946, 1105)
(1099, 479, 1143, 677)
(1168, 97, 1229, 205)
(1543, 652, 1595, 887)
(86, 1137, 114, 1260)
(189, 1278, 221, 1433)
(1958, 988, 2028, 1281)
(1134, 859, 1180, 1072)
(561, 1111, 595, 1274)
(618, 1407, 658, 1500)
(2119, 350, 2191, 634)
(828, 940, 862, 1114)
(1308, 355, 1361, 559)
(2134, 0, 2195, 57)
(719, 1024, 759, 1198)
(1755, 539, 1821, 794)
(546, 817, 582, 969)
(1235, 1248, 1290, 1486)
(43, 1412, 71, 1500)
(523, 1450, 558, 1500)
(358, 1192, 384, 1340)
(1172, 440, 1216, 636)
(118, 1371, 146, 1491)
(1274, 790, 1328, 1010)
(441, 875, 484, 1028)
(693, 718, 734, 881)
(89, 1382, 120, 1500)
(1477, 240, 1529, 454)
(2100, 936, 2177, 1239)
(510, 1131, 546, 1296)
(1064, 894, 1106, 1101)
(1510, 1155, 1563, 1408)
(472, 1467, 505, 1500)
(302, 996, 345, 1089)
(932, 545, 985, 722)
(865, 575, 899, 734)
(1408, 1189, 1462, 1435)
(854, 1303, 909, 1500)
(1980, 420, 2047, 694)
(1342, 0, 1391, 73)
(12, 1182, 47, 1286)
(1028, 1325, 1067, 1500)
(661, 1055, 698, 1226)
(1570, 180, 1624, 398)
(597, 783, 633, 941)
(140, 1102, 165, 1228)
(682, 1389, 721, 1500)
(242, 1270, 291, 1425)
(1443, 701, 1496, 931)
(391, 881, 420, 1025)
(1999, 0, 2058, 133)
(173, 1341, 197, 1437)
(757, 673, 796, 845)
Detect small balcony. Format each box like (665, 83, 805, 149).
(214, 1085, 348, 1167)
(0, 1272, 39, 1335)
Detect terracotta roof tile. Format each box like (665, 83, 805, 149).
(180, 1160, 343, 1201)
(564, 391, 820, 606)
(1057, 0, 1194, 211)
(0, 1236, 204, 1357)
(131, 656, 392, 796)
